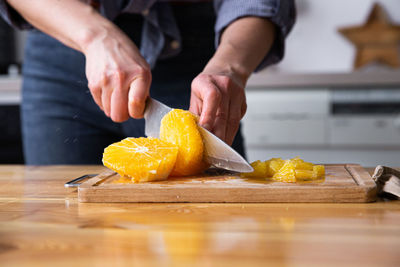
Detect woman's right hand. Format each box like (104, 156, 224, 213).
(83, 26, 151, 122)
(7, 0, 151, 122)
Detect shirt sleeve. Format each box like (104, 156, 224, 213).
(0, 0, 32, 29)
(214, 0, 296, 72)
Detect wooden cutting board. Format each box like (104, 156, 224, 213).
(78, 164, 377, 203)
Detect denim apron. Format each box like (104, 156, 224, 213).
(21, 2, 245, 164)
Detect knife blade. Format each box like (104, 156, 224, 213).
(144, 97, 171, 139)
(144, 98, 253, 173)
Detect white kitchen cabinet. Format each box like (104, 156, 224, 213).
(243, 89, 329, 146)
(243, 82, 400, 166)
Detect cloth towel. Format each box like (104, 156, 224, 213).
(372, 165, 400, 199)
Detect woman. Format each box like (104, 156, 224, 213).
(0, 0, 295, 164)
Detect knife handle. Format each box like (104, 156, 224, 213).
(64, 174, 97, 188)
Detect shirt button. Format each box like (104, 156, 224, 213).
(142, 9, 149, 16)
(170, 40, 180, 50)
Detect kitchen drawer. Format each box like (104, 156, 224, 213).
(246, 89, 330, 115)
(243, 118, 326, 146)
(329, 115, 400, 146)
(243, 89, 329, 146)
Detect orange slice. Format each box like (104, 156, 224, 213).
(102, 137, 178, 183)
(160, 109, 208, 176)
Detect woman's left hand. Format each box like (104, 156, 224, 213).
(189, 70, 247, 146)
(190, 16, 276, 146)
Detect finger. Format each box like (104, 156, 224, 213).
(241, 98, 247, 118)
(109, 70, 129, 122)
(225, 92, 243, 145)
(212, 100, 229, 142)
(128, 76, 150, 119)
(89, 85, 103, 111)
(189, 92, 202, 117)
(197, 84, 221, 131)
(101, 86, 113, 117)
(110, 86, 129, 122)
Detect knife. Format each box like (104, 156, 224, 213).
(143, 98, 253, 173)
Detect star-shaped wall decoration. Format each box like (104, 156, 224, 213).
(338, 3, 400, 69)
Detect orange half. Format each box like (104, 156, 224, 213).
(102, 137, 178, 182)
(160, 109, 208, 176)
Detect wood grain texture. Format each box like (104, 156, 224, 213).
(79, 164, 377, 203)
(0, 165, 399, 266)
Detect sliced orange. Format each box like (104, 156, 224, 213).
(273, 160, 296, 182)
(265, 158, 285, 176)
(242, 157, 325, 183)
(294, 169, 314, 180)
(102, 137, 178, 183)
(242, 158, 284, 178)
(313, 165, 325, 179)
(160, 109, 208, 176)
(241, 160, 268, 178)
(290, 157, 314, 170)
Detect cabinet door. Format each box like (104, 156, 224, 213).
(243, 89, 329, 147)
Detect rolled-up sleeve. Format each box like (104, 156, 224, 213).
(0, 0, 32, 29)
(214, 0, 296, 71)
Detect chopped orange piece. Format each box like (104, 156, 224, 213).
(265, 158, 285, 175)
(273, 161, 296, 182)
(295, 169, 314, 180)
(160, 109, 208, 176)
(102, 137, 178, 183)
(242, 157, 325, 183)
(290, 157, 314, 170)
(241, 160, 268, 178)
(313, 165, 325, 179)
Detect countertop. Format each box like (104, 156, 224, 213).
(2, 70, 400, 104)
(247, 69, 400, 88)
(1, 165, 399, 266)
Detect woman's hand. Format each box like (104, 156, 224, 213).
(190, 69, 247, 145)
(83, 27, 151, 122)
(190, 16, 276, 145)
(7, 0, 151, 122)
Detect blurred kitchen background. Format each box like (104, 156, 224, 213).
(1, 0, 400, 166)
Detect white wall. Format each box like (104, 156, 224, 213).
(268, 0, 400, 74)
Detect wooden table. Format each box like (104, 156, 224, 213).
(1, 165, 399, 266)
